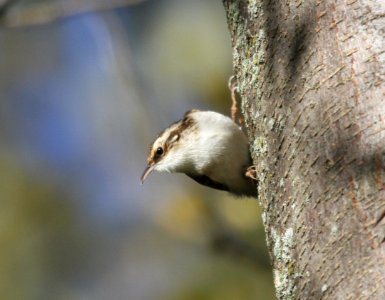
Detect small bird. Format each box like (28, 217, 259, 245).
(141, 110, 257, 197)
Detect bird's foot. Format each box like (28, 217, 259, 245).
(228, 75, 244, 126)
(245, 165, 258, 181)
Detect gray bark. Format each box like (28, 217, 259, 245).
(223, 0, 385, 299)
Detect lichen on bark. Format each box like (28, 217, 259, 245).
(223, 0, 385, 299)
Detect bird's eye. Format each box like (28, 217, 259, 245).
(156, 147, 164, 156)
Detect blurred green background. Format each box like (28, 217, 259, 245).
(0, 0, 274, 299)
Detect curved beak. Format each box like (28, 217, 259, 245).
(140, 164, 155, 184)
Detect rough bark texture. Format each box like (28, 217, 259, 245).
(223, 0, 385, 299)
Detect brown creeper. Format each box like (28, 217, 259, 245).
(141, 110, 257, 197)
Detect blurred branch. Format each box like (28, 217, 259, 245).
(201, 199, 271, 271)
(0, 0, 17, 19)
(209, 229, 271, 270)
(0, 0, 145, 27)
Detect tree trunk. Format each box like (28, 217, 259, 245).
(223, 0, 385, 299)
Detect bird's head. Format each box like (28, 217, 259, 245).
(140, 110, 198, 184)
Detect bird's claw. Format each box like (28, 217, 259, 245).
(228, 75, 244, 126)
(245, 165, 258, 181)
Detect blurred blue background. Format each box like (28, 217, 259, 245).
(0, 0, 274, 299)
